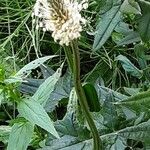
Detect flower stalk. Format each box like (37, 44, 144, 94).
(69, 40, 103, 150)
(63, 46, 73, 72)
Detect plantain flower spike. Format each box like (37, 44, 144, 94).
(32, 0, 88, 46)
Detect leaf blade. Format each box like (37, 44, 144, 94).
(17, 99, 59, 138)
(93, 5, 122, 50)
(15, 56, 57, 78)
(7, 121, 34, 150)
(32, 64, 62, 105)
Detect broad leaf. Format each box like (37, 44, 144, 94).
(15, 56, 57, 78)
(85, 60, 112, 84)
(118, 120, 150, 141)
(19, 78, 44, 94)
(45, 70, 73, 112)
(41, 112, 91, 150)
(138, 13, 150, 43)
(121, 0, 141, 14)
(96, 86, 128, 102)
(19, 70, 73, 112)
(117, 31, 141, 46)
(138, 0, 150, 14)
(123, 87, 141, 96)
(116, 55, 143, 78)
(93, 4, 122, 50)
(134, 44, 147, 69)
(0, 126, 11, 144)
(40, 65, 55, 78)
(17, 98, 59, 138)
(32, 64, 62, 105)
(114, 21, 132, 35)
(41, 139, 92, 150)
(7, 121, 34, 150)
(114, 90, 150, 113)
(0, 89, 4, 105)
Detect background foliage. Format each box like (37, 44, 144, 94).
(0, 0, 150, 149)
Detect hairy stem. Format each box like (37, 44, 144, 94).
(63, 46, 73, 72)
(70, 41, 103, 150)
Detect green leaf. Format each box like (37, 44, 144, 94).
(4, 76, 24, 84)
(41, 112, 91, 150)
(116, 31, 141, 46)
(116, 55, 143, 78)
(114, 21, 131, 34)
(123, 87, 141, 96)
(138, 0, 150, 14)
(98, 0, 113, 14)
(85, 60, 112, 84)
(7, 121, 34, 150)
(93, 4, 122, 50)
(138, 13, 150, 43)
(0, 126, 11, 144)
(45, 70, 73, 112)
(118, 120, 150, 141)
(0, 89, 4, 105)
(109, 137, 126, 150)
(134, 44, 147, 69)
(32, 64, 63, 106)
(42, 139, 92, 150)
(114, 90, 150, 113)
(121, 0, 141, 14)
(17, 99, 59, 138)
(19, 69, 73, 112)
(83, 83, 101, 112)
(19, 78, 44, 94)
(97, 86, 128, 102)
(15, 56, 57, 78)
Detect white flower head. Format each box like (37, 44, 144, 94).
(32, 0, 88, 46)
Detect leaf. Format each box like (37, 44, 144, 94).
(4, 76, 24, 84)
(0, 89, 4, 105)
(41, 112, 91, 150)
(40, 65, 55, 79)
(98, 0, 113, 14)
(85, 60, 112, 84)
(138, 13, 150, 43)
(0, 126, 11, 143)
(118, 120, 150, 141)
(138, 0, 150, 14)
(45, 70, 73, 112)
(7, 121, 34, 150)
(109, 137, 126, 150)
(114, 90, 150, 113)
(32, 64, 63, 106)
(116, 55, 143, 78)
(83, 83, 101, 112)
(114, 21, 132, 35)
(19, 69, 73, 112)
(41, 138, 92, 150)
(19, 78, 44, 94)
(15, 55, 57, 78)
(17, 98, 59, 138)
(121, 0, 141, 14)
(93, 4, 122, 50)
(117, 31, 141, 46)
(96, 86, 128, 102)
(99, 92, 118, 130)
(134, 44, 147, 69)
(123, 87, 141, 96)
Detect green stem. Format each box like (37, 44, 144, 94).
(70, 41, 103, 150)
(63, 45, 73, 72)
